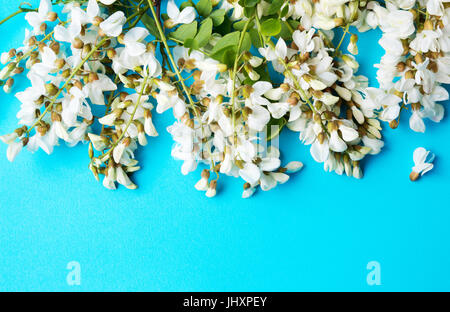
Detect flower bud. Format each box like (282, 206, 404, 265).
(206, 180, 217, 198)
(3, 78, 14, 93)
(93, 16, 104, 26)
(45, 83, 58, 96)
(47, 11, 58, 22)
(389, 119, 399, 129)
(409, 171, 420, 182)
(72, 38, 84, 50)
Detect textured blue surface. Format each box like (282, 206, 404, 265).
(0, 0, 450, 292)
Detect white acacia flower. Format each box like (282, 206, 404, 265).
(122, 27, 150, 57)
(167, 0, 196, 26)
(6, 141, 23, 162)
(258, 38, 287, 73)
(116, 166, 137, 189)
(113, 138, 130, 163)
(195, 169, 210, 191)
(99, 0, 117, 5)
(144, 113, 158, 137)
(156, 91, 186, 118)
(409, 110, 426, 133)
(83, 74, 117, 105)
(413, 59, 435, 94)
(27, 133, 53, 155)
(410, 29, 440, 53)
(292, 29, 315, 54)
(68, 121, 89, 147)
(242, 185, 256, 199)
(103, 166, 117, 190)
(30, 47, 58, 78)
(425, 0, 447, 16)
(219, 0, 244, 21)
(393, 0, 416, 10)
(62, 86, 90, 127)
(310, 138, 330, 163)
(329, 130, 347, 153)
(0, 132, 18, 144)
(410, 147, 435, 181)
(285, 161, 304, 173)
(100, 11, 126, 37)
(239, 147, 281, 187)
(205, 180, 217, 198)
(378, 93, 403, 122)
(378, 9, 415, 39)
(25, 0, 52, 35)
(88, 133, 108, 151)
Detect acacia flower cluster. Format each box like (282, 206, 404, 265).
(0, 0, 447, 197)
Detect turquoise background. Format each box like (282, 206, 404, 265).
(0, 0, 449, 292)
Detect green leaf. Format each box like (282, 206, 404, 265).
(210, 31, 251, 67)
(210, 31, 240, 56)
(196, 0, 212, 17)
(238, 0, 260, 7)
(249, 28, 262, 48)
(280, 4, 289, 18)
(194, 18, 213, 48)
(260, 18, 281, 36)
(210, 9, 226, 26)
(180, 2, 193, 10)
(233, 19, 255, 30)
(141, 14, 161, 40)
(241, 32, 252, 53)
(243, 6, 256, 17)
(214, 15, 232, 36)
(279, 20, 300, 40)
(267, 0, 284, 15)
(169, 21, 198, 43)
(184, 38, 199, 51)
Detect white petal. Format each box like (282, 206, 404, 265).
(413, 147, 428, 166)
(275, 38, 287, 59)
(260, 173, 277, 191)
(285, 161, 303, 173)
(310, 140, 330, 163)
(239, 163, 261, 185)
(113, 142, 126, 163)
(329, 131, 347, 152)
(260, 157, 280, 171)
(176, 7, 196, 24)
(340, 125, 359, 142)
(409, 113, 426, 133)
(6, 142, 23, 162)
(167, 0, 180, 20)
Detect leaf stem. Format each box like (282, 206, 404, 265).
(147, 0, 199, 120)
(0, 8, 36, 26)
(230, 17, 253, 139)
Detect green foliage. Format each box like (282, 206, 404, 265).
(193, 18, 213, 48)
(210, 31, 251, 67)
(169, 21, 198, 43)
(195, 0, 213, 17)
(238, 0, 261, 7)
(260, 18, 282, 37)
(266, 0, 284, 15)
(210, 9, 226, 26)
(141, 14, 161, 40)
